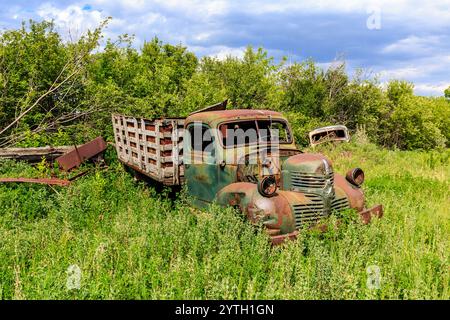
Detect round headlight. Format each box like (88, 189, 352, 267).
(346, 168, 365, 187)
(257, 175, 278, 197)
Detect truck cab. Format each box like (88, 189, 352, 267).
(183, 109, 296, 205)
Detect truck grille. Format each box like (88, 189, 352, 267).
(292, 194, 350, 229)
(292, 193, 326, 228)
(291, 172, 334, 189)
(331, 197, 349, 212)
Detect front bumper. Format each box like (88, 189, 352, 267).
(359, 204, 384, 224)
(269, 204, 384, 245)
(271, 230, 299, 245)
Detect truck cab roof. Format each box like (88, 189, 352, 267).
(185, 109, 285, 127)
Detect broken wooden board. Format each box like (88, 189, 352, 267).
(0, 146, 75, 163)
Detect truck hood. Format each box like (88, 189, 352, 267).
(282, 153, 333, 175)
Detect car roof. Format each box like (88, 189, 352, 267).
(185, 109, 285, 127)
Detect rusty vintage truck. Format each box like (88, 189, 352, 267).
(112, 101, 383, 244)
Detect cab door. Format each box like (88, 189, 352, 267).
(184, 122, 219, 207)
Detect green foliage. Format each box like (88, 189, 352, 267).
(196, 46, 283, 110)
(380, 95, 449, 150)
(0, 20, 67, 128)
(386, 80, 414, 105)
(87, 36, 198, 119)
(280, 60, 328, 118)
(181, 72, 227, 115)
(284, 111, 333, 147)
(0, 19, 108, 147)
(445, 86, 450, 100)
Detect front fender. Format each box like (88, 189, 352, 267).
(334, 173, 365, 211)
(216, 182, 296, 236)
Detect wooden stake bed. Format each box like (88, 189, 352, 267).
(112, 114, 185, 186)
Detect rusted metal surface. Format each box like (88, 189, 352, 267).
(188, 99, 228, 115)
(334, 174, 365, 211)
(56, 137, 107, 171)
(186, 109, 286, 128)
(215, 145, 381, 245)
(0, 177, 70, 186)
(346, 167, 365, 186)
(359, 204, 384, 224)
(271, 230, 299, 245)
(309, 125, 350, 147)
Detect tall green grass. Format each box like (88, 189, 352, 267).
(0, 143, 448, 299)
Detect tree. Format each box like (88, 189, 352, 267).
(382, 95, 447, 150)
(197, 46, 282, 110)
(0, 19, 108, 147)
(386, 80, 414, 105)
(445, 86, 450, 100)
(87, 36, 198, 119)
(280, 59, 327, 118)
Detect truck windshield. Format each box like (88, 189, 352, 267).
(219, 120, 291, 147)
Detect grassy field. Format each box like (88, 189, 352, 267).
(0, 141, 448, 299)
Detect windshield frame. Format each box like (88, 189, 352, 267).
(217, 118, 293, 149)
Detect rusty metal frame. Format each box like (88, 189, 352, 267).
(56, 137, 107, 171)
(0, 177, 70, 186)
(359, 204, 384, 224)
(188, 100, 228, 115)
(309, 125, 350, 147)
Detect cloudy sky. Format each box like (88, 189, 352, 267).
(1, 0, 449, 96)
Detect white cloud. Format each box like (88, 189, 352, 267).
(414, 82, 450, 96)
(190, 45, 246, 60)
(193, 32, 212, 42)
(86, 0, 450, 28)
(376, 53, 450, 96)
(213, 46, 246, 60)
(37, 3, 105, 40)
(379, 66, 423, 79)
(382, 35, 443, 55)
(226, 0, 450, 28)
(90, 0, 229, 21)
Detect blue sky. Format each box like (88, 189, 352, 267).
(1, 0, 449, 96)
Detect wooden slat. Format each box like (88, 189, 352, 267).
(112, 114, 184, 185)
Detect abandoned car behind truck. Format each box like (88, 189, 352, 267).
(112, 102, 383, 244)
